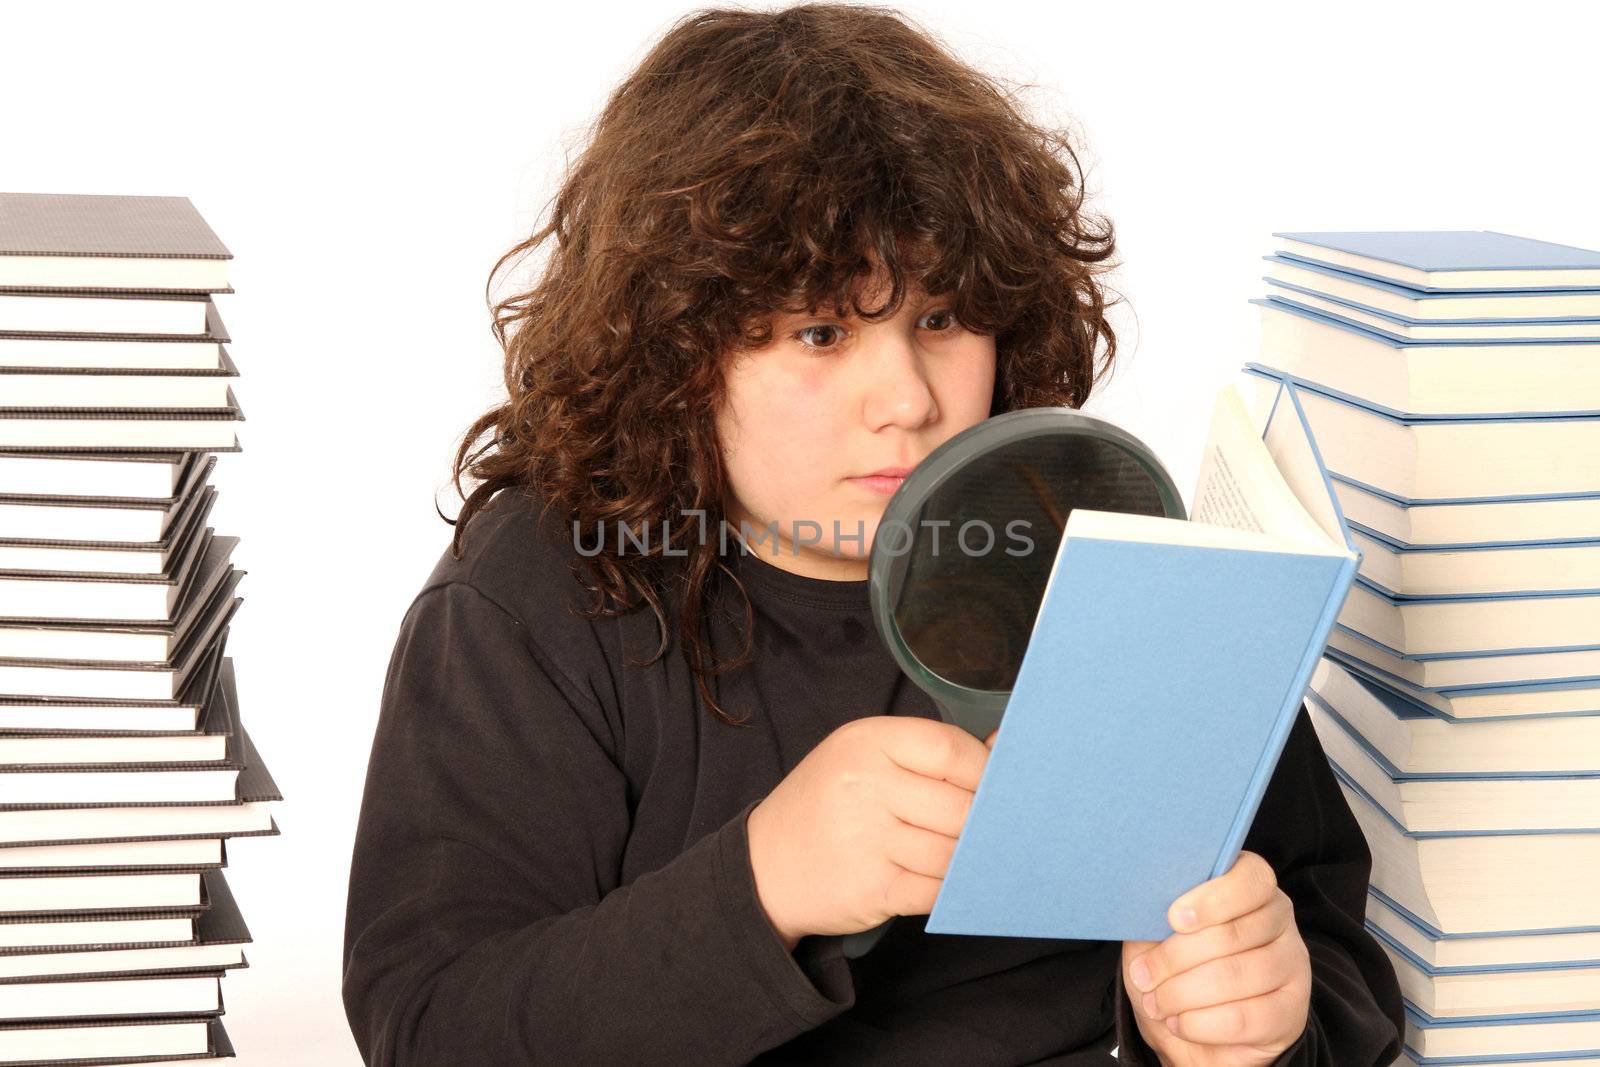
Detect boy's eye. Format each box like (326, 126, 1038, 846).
(789, 308, 960, 353)
(792, 324, 846, 351)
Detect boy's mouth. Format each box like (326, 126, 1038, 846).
(847, 471, 910, 495)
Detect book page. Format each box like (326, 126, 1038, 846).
(1260, 386, 1351, 549)
(1189, 381, 1342, 554)
(1192, 448, 1265, 533)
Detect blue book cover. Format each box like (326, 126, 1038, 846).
(1309, 689, 1600, 785)
(1348, 520, 1600, 555)
(1373, 885, 1600, 946)
(1405, 1004, 1600, 1024)
(925, 382, 1358, 940)
(1243, 362, 1600, 426)
(1337, 604, 1600, 664)
(1249, 296, 1600, 419)
(1266, 286, 1600, 341)
(1331, 470, 1600, 509)
(1369, 919, 1600, 978)
(1322, 651, 1600, 719)
(1253, 295, 1437, 347)
(1352, 571, 1600, 604)
(1407, 1002, 1600, 1025)
(1274, 230, 1600, 293)
(1330, 623, 1600, 669)
(1264, 255, 1600, 318)
(1330, 759, 1600, 842)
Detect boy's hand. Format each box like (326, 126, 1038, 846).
(1120, 851, 1311, 1067)
(746, 715, 994, 949)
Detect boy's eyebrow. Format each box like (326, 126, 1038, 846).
(780, 290, 950, 319)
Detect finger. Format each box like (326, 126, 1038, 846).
(881, 765, 976, 838)
(1142, 932, 1302, 1020)
(1121, 938, 1161, 997)
(1163, 982, 1308, 1048)
(879, 718, 990, 793)
(1128, 893, 1292, 992)
(1122, 938, 1161, 962)
(881, 863, 944, 918)
(1169, 850, 1279, 933)
(883, 819, 959, 879)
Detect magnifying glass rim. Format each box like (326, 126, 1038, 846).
(868, 405, 1186, 709)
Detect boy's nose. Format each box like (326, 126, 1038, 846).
(860, 335, 938, 431)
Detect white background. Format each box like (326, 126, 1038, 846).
(5, 1, 1599, 1063)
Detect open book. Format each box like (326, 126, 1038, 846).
(925, 379, 1360, 940)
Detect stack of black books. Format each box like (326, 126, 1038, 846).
(0, 192, 280, 1065)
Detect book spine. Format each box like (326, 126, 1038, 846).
(1209, 553, 1359, 879)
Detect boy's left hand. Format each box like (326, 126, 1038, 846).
(1120, 851, 1312, 1067)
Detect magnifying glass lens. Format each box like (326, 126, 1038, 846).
(889, 434, 1171, 693)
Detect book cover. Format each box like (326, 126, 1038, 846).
(1273, 230, 1600, 292)
(1264, 282, 1600, 341)
(1264, 256, 1600, 321)
(0, 193, 232, 293)
(925, 381, 1359, 939)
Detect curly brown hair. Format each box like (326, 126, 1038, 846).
(445, 2, 1118, 727)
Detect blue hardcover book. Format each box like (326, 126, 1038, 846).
(1340, 575, 1600, 661)
(1331, 762, 1600, 935)
(1239, 365, 1600, 502)
(1347, 524, 1600, 602)
(1348, 519, 1600, 556)
(1373, 919, 1600, 979)
(1400, 999, 1600, 1066)
(1305, 692, 1600, 834)
(1377, 924, 1600, 1032)
(1313, 651, 1600, 731)
(925, 381, 1359, 940)
(1264, 286, 1600, 343)
(1330, 471, 1600, 509)
(1273, 231, 1600, 293)
(1264, 256, 1600, 321)
(1249, 297, 1600, 419)
(1326, 626, 1600, 699)
(1328, 472, 1600, 553)
(1368, 885, 1600, 974)
(1244, 360, 1600, 425)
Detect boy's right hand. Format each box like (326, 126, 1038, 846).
(746, 715, 998, 950)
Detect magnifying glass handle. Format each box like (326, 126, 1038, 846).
(941, 703, 1002, 742)
(838, 917, 894, 958)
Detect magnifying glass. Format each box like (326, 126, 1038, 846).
(836, 405, 1185, 959)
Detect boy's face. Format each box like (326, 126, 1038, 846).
(715, 258, 997, 581)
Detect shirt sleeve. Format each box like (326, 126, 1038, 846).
(1111, 703, 1407, 1066)
(341, 581, 856, 1066)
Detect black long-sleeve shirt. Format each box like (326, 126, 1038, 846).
(342, 485, 1405, 1065)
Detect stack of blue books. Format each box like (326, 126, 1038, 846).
(1243, 231, 1600, 1067)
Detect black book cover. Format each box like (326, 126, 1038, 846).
(0, 662, 279, 812)
(0, 193, 229, 265)
(0, 452, 214, 522)
(0, 869, 249, 984)
(0, 532, 239, 629)
(0, 301, 230, 344)
(0, 1014, 232, 1066)
(0, 630, 226, 732)
(0, 451, 206, 509)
